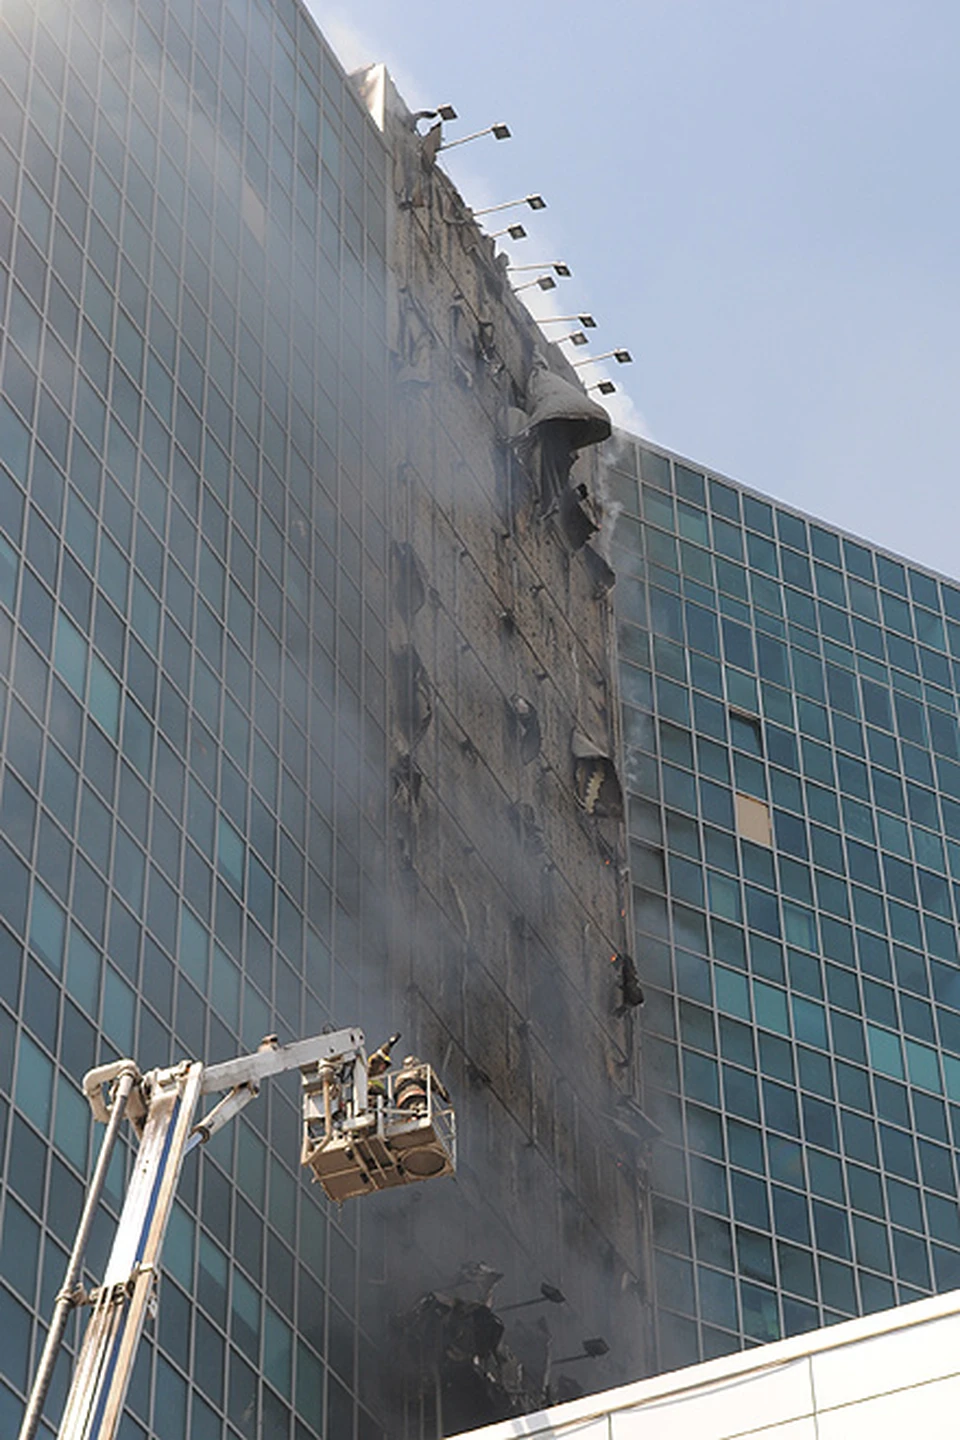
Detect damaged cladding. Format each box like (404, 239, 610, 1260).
(367, 57, 654, 1438)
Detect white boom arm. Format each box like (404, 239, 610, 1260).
(20, 1028, 366, 1440)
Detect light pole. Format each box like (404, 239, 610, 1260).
(20, 1030, 455, 1440)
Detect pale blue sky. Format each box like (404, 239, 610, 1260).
(308, 2, 960, 577)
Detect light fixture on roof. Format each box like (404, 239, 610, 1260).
(499, 1282, 567, 1313)
(490, 223, 528, 241)
(538, 313, 597, 329)
(558, 331, 589, 347)
(588, 380, 617, 396)
(473, 194, 546, 217)
(507, 260, 571, 278)
(441, 122, 511, 149)
(512, 274, 556, 294)
(572, 349, 632, 367)
(413, 103, 458, 123)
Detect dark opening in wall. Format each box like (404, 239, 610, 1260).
(572, 729, 623, 818)
(729, 709, 763, 756)
(393, 645, 433, 746)
(392, 540, 427, 621)
(506, 694, 541, 764)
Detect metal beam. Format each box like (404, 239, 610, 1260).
(198, 1028, 365, 1095)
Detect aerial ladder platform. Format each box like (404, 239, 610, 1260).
(19, 1029, 455, 1440)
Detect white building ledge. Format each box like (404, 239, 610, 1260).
(451, 1288, 960, 1438)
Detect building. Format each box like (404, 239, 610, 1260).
(447, 1286, 960, 1439)
(608, 435, 960, 1371)
(8, 1, 960, 1435)
(0, 3, 647, 1439)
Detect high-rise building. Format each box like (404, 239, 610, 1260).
(0, 3, 646, 1438)
(12, 1, 960, 1435)
(608, 435, 960, 1372)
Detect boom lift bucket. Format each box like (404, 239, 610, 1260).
(301, 1052, 456, 1202)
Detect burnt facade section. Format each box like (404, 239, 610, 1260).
(352, 70, 656, 1436)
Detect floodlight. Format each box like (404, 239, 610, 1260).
(489, 223, 528, 240)
(441, 122, 512, 150)
(512, 274, 556, 294)
(555, 1337, 610, 1363)
(413, 104, 458, 122)
(572, 349, 632, 367)
(507, 261, 571, 277)
(473, 194, 546, 217)
(559, 331, 589, 347)
(499, 1282, 567, 1313)
(538, 313, 596, 328)
(588, 380, 616, 396)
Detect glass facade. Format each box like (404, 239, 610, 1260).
(609, 436, 960, 1371)
(0, 0, 390, 1436)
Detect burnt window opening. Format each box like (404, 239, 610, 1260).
(616, 953, 644, 1011)
(392, 753, 423, 805)
(392, 541, 427, 621)
(583, 543, 616, 597)
(393, 645, 433, 746)
(476, 318, 498, 367)
(572, 729, 623, 819)
(506, 693, 541, 765)
(559, 481, 600, 551)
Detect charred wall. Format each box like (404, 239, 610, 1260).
(354, 76, 656, 1436)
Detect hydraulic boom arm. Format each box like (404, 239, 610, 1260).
(23, 1025, 456, 1440)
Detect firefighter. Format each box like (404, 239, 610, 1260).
(367, 1033, 401, 1098)
(394, 1055, 451, 1112)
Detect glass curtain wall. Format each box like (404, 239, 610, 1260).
(0, 0, 390, 1436)
(609, 436, 960, 1371)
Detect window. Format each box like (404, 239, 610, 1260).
(735, 793, 772, 848)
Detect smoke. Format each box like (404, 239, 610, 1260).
(301, 1, 423, 105)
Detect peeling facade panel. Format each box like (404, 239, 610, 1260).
(354, 74, 654, 1438)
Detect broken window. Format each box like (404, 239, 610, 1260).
(734, 791, 772, 848)
(392, 541, 426, 621)
(559, 482, 600, 551)
(729, 709, 763, 757)
(506, 693, 541, 764)
(582, 543, 616, 597)
(571, 729, 623, 819)
(616, 952, 644, 1010)
(393, 645, 433, 746)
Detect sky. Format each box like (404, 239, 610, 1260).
(306, 1, 960, 580)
